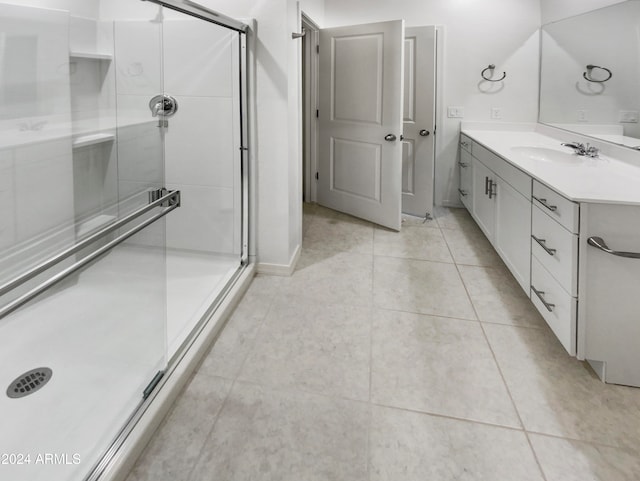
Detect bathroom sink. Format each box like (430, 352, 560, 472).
(511, 146, 584, 164)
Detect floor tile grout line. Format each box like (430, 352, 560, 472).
(523, 430, 635, 451)
(370, 400, 525, 433)
(373, 253, 458, 266)
(375, 305, 480, 324)
(375, 304, 545, 331)
(185, 280, 284, 481)
(184, 375, 236, 481)
(453, 251, 549, 481)
(440, 208, 550, 481)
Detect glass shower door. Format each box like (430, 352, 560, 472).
(159, 10, 244, 359)
(0, 3, 169, 481)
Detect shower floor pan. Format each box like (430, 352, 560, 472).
(0, 246, 238, 481)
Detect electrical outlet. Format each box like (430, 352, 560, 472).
(619, 111, 639, 123)
(491, 107, 503, 120)
(577, 110, 588, 122)
(447, 106, 464, 119)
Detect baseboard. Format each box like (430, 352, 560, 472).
(100, 263, 256, 481)
(256, 244, 301, 276)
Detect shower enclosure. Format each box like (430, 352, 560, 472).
(0, 1, 248, 480)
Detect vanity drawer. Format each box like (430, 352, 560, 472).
(531, 256, 577, 356)
(473, 143, 531, 199)
(531, 205, 578, 296)
(532, 181, 579, 233)
(460, 134, 472, 153)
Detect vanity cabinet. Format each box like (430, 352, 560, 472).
(471, 157, 496, 242)
(495, 178, 532, 292)
(460, 136, 532, 293)
(459, 129, 640, 387)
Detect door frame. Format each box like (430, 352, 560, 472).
(302, 13, 320, 203)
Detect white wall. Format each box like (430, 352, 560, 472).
(197, 0, 325, 268)
(323, 0, 541, 207)
(540, 0, 627, 24)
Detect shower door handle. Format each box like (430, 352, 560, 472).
(149, 94, 179, 118)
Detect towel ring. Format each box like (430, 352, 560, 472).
(583, 65, 612, 83)
(481, 64, 506, 82)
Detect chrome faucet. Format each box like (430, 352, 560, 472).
(561, 141, 599, 158)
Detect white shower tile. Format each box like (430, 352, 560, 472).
(14, 146, 75, 243)
(115, 113, 164, 184)
(163, 19, 234, 97)
(0, 151, 15, 250)
(164, 96, 235, 188)
(114, 20, 162, 96)
(70, 16, 98, 53)
(0, 4, 71, 120)
(166, 184, 235, 254)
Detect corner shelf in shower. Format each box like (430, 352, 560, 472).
(72, 133, 116, 149)
(69, 51, 113, 61)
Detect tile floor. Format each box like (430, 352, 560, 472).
(126, 205, 640, 481)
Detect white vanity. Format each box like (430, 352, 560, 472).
(459, 124, 640, 387)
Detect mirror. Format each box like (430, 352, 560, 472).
(539, 1, 640, 150)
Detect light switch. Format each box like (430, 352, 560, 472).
(491, 107, 502, 120)
(577, 110, 588, 122)
(447, 106, 464, 118)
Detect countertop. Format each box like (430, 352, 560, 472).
(461, 128, 640, 205)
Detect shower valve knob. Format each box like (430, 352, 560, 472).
(149, 94, 179, 118)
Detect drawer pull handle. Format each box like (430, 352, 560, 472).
(460, 141, 469, 148)
(533, 196, 558, 212)
(531, 285, 555, 312)
(458, 188, 468, 197)
(458, 162, 469, 168)
(485, 176, 490, 195)
(587, 236, 640, 259)
(532, 235, 557, 256)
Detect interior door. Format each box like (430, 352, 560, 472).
(318, 20, 404, 231)
(402, 26, 436, 217)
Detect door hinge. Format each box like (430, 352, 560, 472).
(315, 172, 319, 180)
(143, 370, 165, 400)
(316, 45, 319, 54)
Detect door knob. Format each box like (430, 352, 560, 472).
(419, 129, 430, 137)
(384, 134, 397, 141)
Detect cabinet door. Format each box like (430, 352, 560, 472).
(459, 150, 473, 211)
(495, 178, 531, 293)
(471, 158, 495, 242)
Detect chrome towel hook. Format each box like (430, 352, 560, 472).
(583, 64, 612, 83)
(481, 64, 506, 82)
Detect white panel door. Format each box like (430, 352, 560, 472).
(402, 26, 436, 217)
(318, 20, 404, 231)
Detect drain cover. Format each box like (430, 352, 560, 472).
(6, 368, 52, 399)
